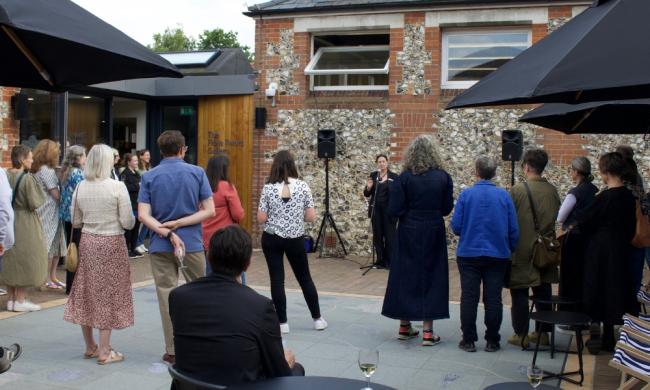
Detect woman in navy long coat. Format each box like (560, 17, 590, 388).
(382, 135, 454, 346)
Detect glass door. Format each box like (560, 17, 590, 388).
(161, 102, 198, 164)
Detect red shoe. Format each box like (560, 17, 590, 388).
(422, 329, 441, 346)
(398, 323, 419, 340)
(162, 353, 175, 365)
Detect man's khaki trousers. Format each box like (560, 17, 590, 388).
(150, 251, 205, 355)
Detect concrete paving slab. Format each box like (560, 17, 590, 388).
(0, 285, 568, 390)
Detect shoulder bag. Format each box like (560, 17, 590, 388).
(65, 183, 80, 273)
(632, 199, 650, 248)
(524, 182, 561, 269)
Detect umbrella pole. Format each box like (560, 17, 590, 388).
(1, 25, 54, 87)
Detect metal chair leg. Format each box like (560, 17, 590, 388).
(532, 329, 542, 367)
(575, 328, 584, 386)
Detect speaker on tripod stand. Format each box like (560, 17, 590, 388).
(314, 129, 347, 257)
(501, 129, 523, 187)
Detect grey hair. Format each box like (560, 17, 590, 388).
(84, 144, 113, 181)
(475, 155, 497, 180)
(402, 135, 444, 174)
(60, 145, 86, 183)
(571, 156, 594, 182)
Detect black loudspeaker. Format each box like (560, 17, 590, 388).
(254, 107, 266, 129)
(501, 129, 523, 161)
(317, 129, 336, 158)
(11, 93, 28, 120)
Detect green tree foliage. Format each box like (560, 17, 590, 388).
(149, 26, 253, 61)
(150, 26, 196, 52)
(197, 29, 253, 61)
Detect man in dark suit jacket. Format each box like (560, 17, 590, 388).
(169, 225, 303, 386)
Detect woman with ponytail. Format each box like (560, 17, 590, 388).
(557, 156, 598, 308)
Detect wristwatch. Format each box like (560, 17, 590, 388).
(166, 230, 174, 239)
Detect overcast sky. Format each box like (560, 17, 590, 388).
(71, 0, 265, 50)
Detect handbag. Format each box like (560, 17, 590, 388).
(65, 184, 80, 273)
(632, 199, 650, 248)
(523, 182, 561, 269)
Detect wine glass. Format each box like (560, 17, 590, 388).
(527, 365, 543, 388)
(358, 349, 379, 390)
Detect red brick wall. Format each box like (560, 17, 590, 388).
(1, 87, 20, 168)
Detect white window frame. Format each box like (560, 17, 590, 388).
(305, 45, 390, 91)
(441, 28, 531, 90)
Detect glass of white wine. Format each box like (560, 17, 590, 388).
(527, 365, 543, 388)
(358, 349, 379, 390)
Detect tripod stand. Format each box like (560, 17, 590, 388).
(314, 158, 347, 257)
(360, 171, 387, 275)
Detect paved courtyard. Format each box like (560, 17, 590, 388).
(0, 281, 568, 390)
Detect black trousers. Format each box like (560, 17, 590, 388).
(510, 283, 553, 335)
(124, 218, 141, 253)
(458, 257, 509, 343)
(63, 221, 81, 295)
(371, 205, 396, 267)
(261, 232, 321, 324)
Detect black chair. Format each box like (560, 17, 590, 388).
(168, 364, 227, 390)
(529, 311, 591, 386)
(528, 295, 581, 358)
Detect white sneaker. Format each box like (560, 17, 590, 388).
(280, 323, 290, 334)
(0, 288, 7, 296)
(6, 300, 13, 311)
(136, 245, 148, 253)
(314, 317, 328, 331)
(12, 300, 41, 312)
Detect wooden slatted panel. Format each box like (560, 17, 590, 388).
(198, 95, 254, 232)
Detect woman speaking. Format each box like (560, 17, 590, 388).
(363, 154, 398, 268)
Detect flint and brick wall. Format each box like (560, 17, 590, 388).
(0, 87, 20, 168)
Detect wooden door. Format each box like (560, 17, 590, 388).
(197, 95, 253, 232)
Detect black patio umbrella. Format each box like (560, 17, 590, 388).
(446, 0, 650, 109)
(518, 99, 650, 134)
(0, 0, 182, 91)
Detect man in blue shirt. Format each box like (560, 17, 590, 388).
(451, 156, 519, 353)
(138, 130, 215, 365)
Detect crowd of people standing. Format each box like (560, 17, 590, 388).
(0, 129, 647, 383)
(368, 134, 648, 355)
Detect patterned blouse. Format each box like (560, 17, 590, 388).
(60, 168, 84, 222)
(258, 178, 314, 239)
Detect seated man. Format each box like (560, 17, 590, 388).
(169, 225, 303, 386)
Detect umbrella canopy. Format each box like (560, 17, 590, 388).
(0, 0, 182, 91)
(518, 99, 650, 134)
(447, 0, 650, 109)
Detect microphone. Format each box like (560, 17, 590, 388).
(375, 169, 381, 181)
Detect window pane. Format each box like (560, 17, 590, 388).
(19, 89, 53, 149)
(445, 30, 529, 84)
(449, 45, 527, 59)
(314, 50, 388, 70)
(68, 94, 106, 150)
(347, 74, 389, 86)
(314, 74, 345, 86)
(448, 32, 529, 45)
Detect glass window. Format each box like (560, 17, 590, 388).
(18, 89, 54, 150)
(113, 98, 147, 158)
(305, 44, 389, 91)
(442, 29, 531, 89)
(162, 104, 197, 165)
(68, 94, 106, 150)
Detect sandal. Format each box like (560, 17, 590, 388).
(97, 350, 125, 365)
(83, 345, 99, 359)
(54, 280, 66, 288)
(45, 282, 62, 290)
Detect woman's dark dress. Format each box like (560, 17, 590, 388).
(578, 187, 637, 324)
(381, 168, 454, 321)
(559, 181, 598, 306)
